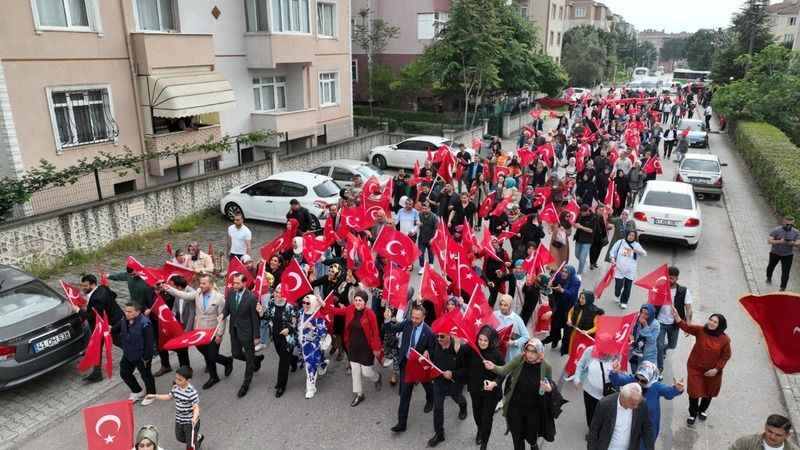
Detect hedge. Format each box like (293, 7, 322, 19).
(354, 115, 398, 132)
(733, 121, 800, 220)
(353, 105, 461, 125)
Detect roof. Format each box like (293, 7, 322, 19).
(0, 265, 36, 292)
(683, 153, 719, 161)
(402, 136, 451, 144)
(644, 180, 695, 193)
(768, 1, 800, 15)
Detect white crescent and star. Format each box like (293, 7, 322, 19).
(185, 331, 207, 345)
(158, 305, 170, 322)
(95, 414, 121, 444)
(386, 240, 403, 257)
(793, 326, 800, 336)
(345, 216, 360, 228)
(287, 272, 303, 292)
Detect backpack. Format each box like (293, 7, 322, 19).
(308, 211, 321, 232)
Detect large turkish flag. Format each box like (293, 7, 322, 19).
(740, 293, 800, 373)
(83, 400, 135, 450)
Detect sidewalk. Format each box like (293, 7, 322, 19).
(711, 117, 800, 435)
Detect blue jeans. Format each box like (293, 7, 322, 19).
(418, 241, 434, 267)
(656, 321, 679, 372)
(575, 242, 592, 274)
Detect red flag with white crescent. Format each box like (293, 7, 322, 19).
(478, 192, 497, 218)
(594, 264, 616, 299)
(643, 154, 663, 175)
(594, 313, 637, 369)
(225, 256, 253, 290)
(373, 225, 420, 268)
(564, 199, 580, 225)
(404, 348, 444, 383)
(102, 312, 113, 378)
(163, 328, 216, 351)
(740, 293, 800, 373)
(152, 294, 184, 350)
(539, 201, 560, 224)
(634, 263, 672, 306)
(564, 332, 595, 376)
(60, 280, 87, 308)
(161, 261, 194, 284)
(78, 310, 103, 373)
(83, 399, 135, 450)
(382, 264, 411, 310)
(420, 263, 449, 317)
(279, 258, 313, 305)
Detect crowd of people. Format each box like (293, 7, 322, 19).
(74, 84, 795, 450)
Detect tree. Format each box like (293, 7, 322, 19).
(636, 41, 658, 69)
(562, 26, 608, 86)
(732, 0, 772, 55)
(352, 9, 400, 112)
(659, 38, 688, 62)
(685, 29, 728, 70)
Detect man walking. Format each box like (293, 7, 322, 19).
(766, 216, 799, 291)
(656, 266, 693, 374)
(79, 274, 123, 383)
(196, 274, 233, 390)
(729, 414, 797, 450)
(226, 214, 252, 261)
(119, 303, 157, 406)
(426, 332, 468, 447)
(588, 383, 654, 450)
(220, 273, 264, 397)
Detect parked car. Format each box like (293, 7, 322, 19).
(565, 87, 590, 101)
(632, 180, 702, 250)
(676, 153, 724, 199)
(677, 118, 709, 148)
(219, 171, 339, 224)
(309, 159, 392, 188)
(0, 265, 87, 390)
(369, 135, 469, 170)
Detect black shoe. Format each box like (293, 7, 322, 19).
(83, 368, 103, 384)
(427, 434, 445, 447)
(687, 416, 696, 426)
(275, 387, 285, 398)
(350, 393, 365, 407)
(480, 442, 487, 450)
(254, 355, 264, 372)
(374, 373, 382, 391)
(424, 401, 433, 413)
(290, 364, 298, 373)
(458, 406, 468, 420)
(766, 277, 772, 284)
(224, 361, 233, 377)
(390, 424, 406, 433)
(475, 433, 482, 445)
(237, 384, 249, 398)
(698, 412, 708, 421)
(202, 377, 220, 390)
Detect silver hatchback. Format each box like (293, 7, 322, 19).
(675, 153, 724, 199)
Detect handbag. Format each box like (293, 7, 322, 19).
(599, 362, 616, 396)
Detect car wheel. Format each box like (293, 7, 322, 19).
(687, 242, 698, 250)
(372, 154, 387, 170)
(224, 202, 244, 220)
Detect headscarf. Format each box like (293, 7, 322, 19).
(579, 290, 595, 307)
(639, 303, 656, 326)
(477, 325, 499, 358)
(135, 426, 159, 448)
(505, 177, 517, 189)
(557, 266, 581, 304)
(635, 360, 659, 388)
(704, 313, 728, 337)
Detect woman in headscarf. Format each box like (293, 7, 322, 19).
(494, 294, 529, 363)
(672, 308, 731, 426)
(605, 209, 636, 262)
(134, 425, 166, 450)
(630, 304, 660, 373)
(297, 294, 328, 399)
(609, 360, 684, 447)
(575, 170, 597, 207)
(570, 335, 618, 430)
(456, 325, 505, 450)
(563, 290, 604, 356)
(542, 265, 580, 351)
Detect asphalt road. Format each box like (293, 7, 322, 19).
(20, 128, 784, 450)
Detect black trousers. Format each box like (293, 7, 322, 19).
(689, 397, 712, 416)
(508, 408, 540, 450)
(159, 348, 191, 369)
(520, 296, 537, 326)
(432, 380, 467, 435)
(589, 242, 605, 266)
(120, 357, 155, 395)
(229, 328, 256, 386)
(197, 340, 232, 380)
(543, 310, 567, 347)
(470, 391, 500, 444)
(397, 370, 433, 427)
(583, 391, 600, 427)
(273, 338, 292, 389)
(767, 252, 793, 289)
(664, 141, 675, 158)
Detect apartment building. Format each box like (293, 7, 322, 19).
(0, 0, 353, 215)
(515, 0, 570, 63)
(567, 0, 612, 32)
(767, 0, 800, 48)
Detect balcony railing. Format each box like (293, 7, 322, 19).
(145, 124, 221, 176)
(131, 33, 215, 75)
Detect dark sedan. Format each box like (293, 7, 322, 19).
(0, 265, 87, 390)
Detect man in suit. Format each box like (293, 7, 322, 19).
(219, 273, 264, 398)
(79, 274, 123, 383)
(588, 382, 655, 450)
(196, 274, 233, 390)
(383, 305, 435, 433)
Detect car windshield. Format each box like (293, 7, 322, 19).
(355, 164, 383, 178)
(0, 281, 63, 328)
(440, 140, 453, 148)
(313, 180, 340, 198)
(643, 191, 694, 210)
(682, 159, 720, 172)
(680, 121, 704, 132)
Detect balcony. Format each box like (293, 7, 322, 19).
(251, 109, 318, 143)
(131, 33, 215, 75)
(244, 33, 314, 69)
(145, 124, 221, 176)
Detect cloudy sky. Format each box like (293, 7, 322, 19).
(601, 0, 745, 33)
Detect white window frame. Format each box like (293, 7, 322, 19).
(30, 0, 103, 34)
(245, 0, 270, 32)
(252, 76, 288, 112)
(317, 0, 336, 38)
(132, 0, 179, 33)
(318, 71, 339, 107)
(575, 6, 586, 17)
(46, 84, 117, 153)
(270, 0, 311, 34)
(351, 59, 358, 82)
(417, 12, 448, 40)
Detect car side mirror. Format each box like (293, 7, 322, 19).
(720, 162, 728, 167)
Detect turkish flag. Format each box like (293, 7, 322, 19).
(539, 201, 560, 224)
(323, 209, 339, 244)
(608, 147, 619, 166)
(152, 294, 184, 350)
(78, 311, 103, 373)
(446, 259, 484, 298)
(523, 243, 554, 277)
(564, 331, 595, 376)
(279, 258, 313, 305)
(354, 241, 382, 288)
(259, 230, 293, 261)
(302, 232, 328, 265)
(530, 108, 543, 120)
(437, 154, 454, 183)
(643, 155, 663, 175)
(457, 287, 499, 353)
(490, 196, 511, 217)
(564, 199, 580, 225)
(101, 312, 113, 378)
(461, 218, 478, 251)
(740, 293, 800, 373)
(382, 264, 411, 310)
(99, 271, 109, 287)
(405, 348, 444, 384)
(60, 280, 87, 308)
(509, 214, 529, 235)
(594, 264, 616, 299)
(339, 206, 372, 234)
(163, 328, 216, 351)
(225, 256, 253, 290)
(594, 313, 637, 359)
(533, 186, 551, 207)
(83, 399, 135, 450)
(537, 143, 556, 168)
(161, 261, 194, 284)
(361, 176, 382, 204)
(125, 256, 156, 286)
(421, 263, 449, 317)
(534, 302, 552, 333)
(471, 137, 482, 151)
(517, 147, 536, 167)
(480, 228, 503, 263)
(313, 291, 337, 332)
(432, 308, 463, 336)
(605, 179, 620, 208)
(635, 263, 672, 306)
(363, 188, 392, 223)
(478, 192, 497, 218)
(497, 324, 514, 359)
(522, 125, 536, 139)
(493, 166, 510, 184)
(252, 262, 268, 298)
(374, 226, 419, 268)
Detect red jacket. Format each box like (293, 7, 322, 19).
(333, 305, 382, 354)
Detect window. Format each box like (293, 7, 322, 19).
(33, 0, 94, 30)
(331, 167, 352, 181)
(785, 33, 795, 44)
(551, 4, 556, 19)
(135, 0, 176, 31)
(203, 157, 220, 173)
(314, 180, 340, 198)
(557, 32, 561, 45)
(310, 166, 330, 176)
(317, 1, 336, 37)
(643, 191, 693, 210)
(549, 31, 554, 46)
(351, 59, 358, 82)
(271, 0, 310, 33)
(417, 12, 448, 39)
(559, 6, 563, 19)
(245, 180, 281, 196)
(280, 181, 307, 197)
(575, 6, 586, 17)
(48, 87, 117, 150)
(113, 180, 136, 195)
(252, 76, 287, 111)
(318, 72, 338, 106)
(245, 0, 269, 32)
(517, 6, 528, 18)
(790, 16, 797, 26)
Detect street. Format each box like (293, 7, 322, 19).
(13, 121, 787, 450)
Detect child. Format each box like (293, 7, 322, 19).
(145, 366, 203, 450)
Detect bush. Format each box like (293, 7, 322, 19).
(733, 122, 800, 220)
(353, 105, 461, 125)
(354, 115, 398, 132)
(400, 121, 446, 136)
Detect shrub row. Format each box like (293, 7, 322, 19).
(354, 116, 455, 136)
(353, 105, 461, 125)
(733, 121, 800, 220)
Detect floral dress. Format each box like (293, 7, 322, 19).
(297, 311, 328, 397)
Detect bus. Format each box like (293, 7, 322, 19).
(632, 67, 649, 80)
(671, 68, 711, 84)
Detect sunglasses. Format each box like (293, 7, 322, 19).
(302, 302, 311, 306)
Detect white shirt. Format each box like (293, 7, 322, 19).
(608, 398, 633, 450)
(705, 105, 713, 116)
(227, 224, 252, 255)
(584, 358, 610, 400)
(610, 240, 646, 280)
(763, 442, 784, 450)
(657, 286, 694, 324)
(396, 208, 419, 236)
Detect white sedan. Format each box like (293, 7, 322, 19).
(309, 159, 392, 188)
(369, 135, 471, 170)
(632, 180, 702, 250)
(219, 171, 339, 224)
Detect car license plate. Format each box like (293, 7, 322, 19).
(653, 218, 677, 227)
(32, 330, 71, 353)
(689, 177, 707, 184)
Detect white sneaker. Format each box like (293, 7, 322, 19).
(495, 399, 504, 411)
(615, 297, 621, 304)
(254, 343, 265, 352)
(129, 391, 145, 402)
(319, 362, 329, 377)
(140, 396, 155, 406)
(620, 303, 628, 310)
(418, 268, 424, 275)
(305, 389, 316, 399)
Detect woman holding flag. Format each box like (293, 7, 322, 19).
(563, 291, 604, 357)
(297, 294, 329, 399)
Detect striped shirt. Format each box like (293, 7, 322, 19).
(170, 384, 199, 424)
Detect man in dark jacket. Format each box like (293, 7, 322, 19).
(426, 333, 468, 447)
(286, 199, 313, 233)
(79, 274, 123, 383)
(383, 305, 435, 433)
(119, 303, 156, 405)
(108, 266, 154, 310)
(588, 383, 655, 450)
(417, 202, 438, 272)
(220, 273, 263, 398)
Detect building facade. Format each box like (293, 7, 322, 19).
(567, 0, 612, 32)
(515, 0, 570, 63)
(767, 0, 800, 48)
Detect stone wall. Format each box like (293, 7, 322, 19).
(0, 131, 387, 267)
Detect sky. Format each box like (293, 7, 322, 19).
(601, 0, 745, 34)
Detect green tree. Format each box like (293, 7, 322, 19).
(636, 41, 658, 69)
(660, 38, 688, 62)
(732, 0, 772, 55)
(685, 29, 728, 70)
(352, 9, 400, 112)
(562, 26, 608, 86)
